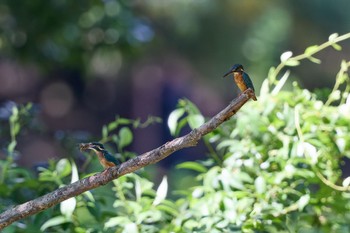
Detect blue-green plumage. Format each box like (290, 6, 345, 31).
(102, 150, 119, 166)
(223, 64, 257, 101)
(242, 72, 255, 92)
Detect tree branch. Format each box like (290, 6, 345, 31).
(0, 89, 254, 230)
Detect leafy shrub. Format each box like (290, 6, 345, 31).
(1, 33, 350, 233)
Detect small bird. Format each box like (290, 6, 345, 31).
(223, 64, 257, 101)
(80, 142, 119, 169)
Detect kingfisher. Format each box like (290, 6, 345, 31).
(80, 142, 119, 169)
(223, 64, 257, 101)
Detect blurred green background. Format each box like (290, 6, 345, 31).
(0, 0, 349, 179)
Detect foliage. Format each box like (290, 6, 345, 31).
(1, 33, 350, 233)
(1, 0, 152, 70)
(168, 33, 350, 232)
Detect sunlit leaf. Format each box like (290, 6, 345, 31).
(304, 45, 319, 55)
(107, 121, 118, 131)
(105, 216, 131, 228)
(343, 176, 350, 187)
(167, 108, 185, 136)
(70, 159, 79, 183)
(7, 141, 17, 153)
(176, 161, 207, 173)
(280, 51, 293, 62)
(260, 78, 270, 96)
(271, 70, 290, 95)
(137, 210, 162, 223)
(123, 223, 138, 233)
(135, 177, 142, 202)
(267, 66, 276, 83)
(156, 203, 179, 216)
(341, 60, 349, 70)
(307, 56, 321, 64)
(285, 60, 300, 67)
(40, 216, 70, 231)
(254, 176, 266, 194)
(328, 90, 341, 102)
(118, 127, 133, 149)
(328, 33, 339, 41)
(56, 159, 71, 178)
(187, 114, 205, 129)
(331, 43, 342, 51)
(60, 197, 76, 218)
(153, 176, 168, 206)
(297, 194, 310, 211)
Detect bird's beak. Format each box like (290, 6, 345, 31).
(223, 70, 233, 78)
(79, 142, 93, 151)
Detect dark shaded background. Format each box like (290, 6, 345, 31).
(0, 0, 349, 169)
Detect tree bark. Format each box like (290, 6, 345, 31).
(0, 89, 254, 230)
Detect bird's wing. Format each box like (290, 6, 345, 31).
(242, 72, 255, 92)
(103, 152, 119, 166)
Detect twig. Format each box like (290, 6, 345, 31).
(0, 89, 254, 230)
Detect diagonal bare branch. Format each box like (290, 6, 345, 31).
(0, 89, 254, 230)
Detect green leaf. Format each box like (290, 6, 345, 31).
(40, 216, 70, 231)
(123, 223, 138, 233)
(343, 176, 350, 187)
(185, 99, 202, 115)
(272, 70, 290, 95)
(102, 125, 108, 138)
(105, 216, 131, 228)
(285, 60, 300, 67)
(304, 45, 319, 55)
(341, 60, 348, 70)
(153, 176, 168, 206)
(280, 51, 293, 62)
(118, 127, 133, 149)
(297, 194, 310, 211)
(156, 203, 179, 216)
(13, 123, 20, 136)
(176, 161, 207, 173)
(70, 159, 79, 183)
(187, 114, 205, 129)
(56, 159, 71, 178)
(11, 106, 18, 119)
(260, 78, 270, 96)
(328, 33, 339, 41)
(267, 66, 276, 83)
(135, 177, 142, 202)
(331, 43, 342, 51)
(7, 141, 17, 153)
(107, 121, 118, 131)
(60, 197, 76, 218)
(254, 176, 266, 194)
(328, 90, 341, 102)
(117, 117, 132, 125)
(307, 56, 321, 64)
(167, 108, 185, 136)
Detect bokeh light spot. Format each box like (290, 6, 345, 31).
(105, 28, 119, 44)
(40, 82, 74, 118)
(105, 0, 120, 17)
(87, 27, 104, 45)
(89, 49, 122, 78)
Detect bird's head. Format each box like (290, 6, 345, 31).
(223, 64, 244, 77)
(80, 142, 105, 152)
